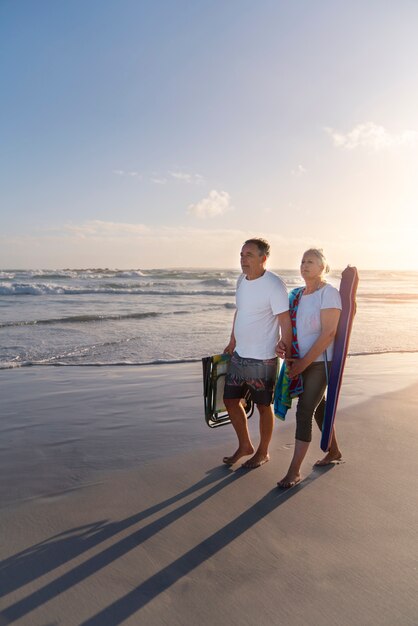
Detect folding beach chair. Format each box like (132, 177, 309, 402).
(202, 353, 254, 428)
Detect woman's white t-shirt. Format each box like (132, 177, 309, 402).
(234, 271, 289, 360)
(296, 283, 342, 362)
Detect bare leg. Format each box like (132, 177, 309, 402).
(242, 403, 273, 469)
(315, 428, 342, 465)
(277, 439, 310, 488)
(222, 398, 254, 465)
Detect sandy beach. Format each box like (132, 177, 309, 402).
(1, 353, 418, 625)
(3, 1, 418, 623)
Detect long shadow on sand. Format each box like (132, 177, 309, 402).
(81, 469, 334, 626)
(0, 465, 230, 599)
(1, 466, 332, 624)
(0, 465, 245, 622)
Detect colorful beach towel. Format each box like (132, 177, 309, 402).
(274, 287, 304, 420)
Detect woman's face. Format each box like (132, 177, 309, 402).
(300, 253, 324, 281)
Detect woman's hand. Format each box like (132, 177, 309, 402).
(286, 358, 307, 379)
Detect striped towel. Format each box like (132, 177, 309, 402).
(274, 287, 304, 420)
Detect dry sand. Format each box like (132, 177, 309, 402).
(1, 354, 418, 625)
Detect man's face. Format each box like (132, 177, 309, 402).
(240, 243, 266, 279)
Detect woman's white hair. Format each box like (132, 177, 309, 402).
(303, 248, 330, 274)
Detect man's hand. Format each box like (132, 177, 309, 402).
(224, 336, 236, 355)
(275, 339, 287, 359)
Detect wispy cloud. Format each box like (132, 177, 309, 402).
(325, 122, 418, 150)
(0, 225, 257, 268)
(169, 171, 204, 184)
(291, 164, 307, 176)
(188, 190, 232, 219)
(113, 169, 204, 185)
(63, 220, 150, 238)
(112, 169, 142, 178)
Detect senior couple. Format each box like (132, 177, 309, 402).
(223, 238, 342, 488)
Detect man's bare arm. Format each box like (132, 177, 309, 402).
(277, 310, 292, 358)
(224, 310, 237, 354)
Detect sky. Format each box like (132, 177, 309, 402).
(1, 0, 418, 270)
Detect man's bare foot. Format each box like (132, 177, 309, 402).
(277, 472, 301, 489)
(314, 451, 343, 466)
(241, 452, 270, 469)
(223, 444, 254, 466)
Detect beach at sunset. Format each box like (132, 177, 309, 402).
(2, 1, 418, 624)
(1, 353, 418, 625)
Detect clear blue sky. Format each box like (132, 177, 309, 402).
(1, 0, 418, 269)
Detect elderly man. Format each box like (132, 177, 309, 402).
(223, 238, 291, 468)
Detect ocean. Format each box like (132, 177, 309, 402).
(0, 268, 417, 370)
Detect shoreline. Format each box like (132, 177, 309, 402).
(2, 347, 418, 371)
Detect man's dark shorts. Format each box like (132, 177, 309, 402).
(223, 351, 278, 406)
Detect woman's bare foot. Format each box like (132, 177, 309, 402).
(314, 451, 343, 466)
(223, 444, 254, 466)
(277, 472, 301, 489)
(241, 452, 270, 469)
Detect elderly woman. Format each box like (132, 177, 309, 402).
(277, 248, 343, 489)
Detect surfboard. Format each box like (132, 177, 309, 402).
(321, 266, 359, 452)
(202, 354, 254, 428)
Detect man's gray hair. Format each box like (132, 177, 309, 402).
(244, 238, 270, 257)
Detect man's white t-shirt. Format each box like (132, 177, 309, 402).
(296, 284, 342, 362)
(234, 270, 289, 360)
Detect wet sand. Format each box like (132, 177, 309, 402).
(1, 354, 418, 625)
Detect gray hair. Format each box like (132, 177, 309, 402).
(303, 248, 330, 274)
(244, 238, 270, 257)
